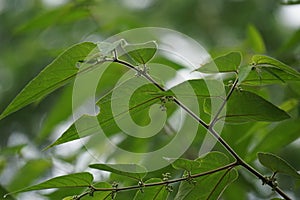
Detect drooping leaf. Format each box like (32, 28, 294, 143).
(4, 172, 93, 197)
(123, 41, 157, 65)
(89, 163, 147, 181)
(247, 24, 266, 53)
(134, 178, 169, 200)
(46, 77, 163, 148)
(175, 152, 238, 200)
(165, 157, 201, 172)
(258, 152, 300, 178)
(205, 90, 290, 123)
(247, 119, 300, 162)
(0, 42, 97, 120)
(197, 52, 241, 73)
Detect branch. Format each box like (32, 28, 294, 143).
(90, 55, 292, 200)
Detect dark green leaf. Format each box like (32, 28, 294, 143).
(134, 178, 169, 200)
(0, 42, 97, 120)
(123, 41, 157, 64)
(247, 24, 266, 53)
(205, 90, 290, 123)
(5, 172, 93, 197)
(258, 152, 300, 178)
(197, 52, 241, 73)
(175, 152, 238, 200)
(89, 163, 147, 181)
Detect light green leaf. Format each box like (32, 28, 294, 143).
(8, 159, 52, 192)
(197, 52, 241, 73)
(258, 152, 300, 178)
(237, 65, 252, 85)
(4, 172, 93, 197)
(205, 90, 290, 123)
(89, 163, 147, 181)
(247, 24, 266, 53)
(46, 77, 162, 148)
(0, 42, 97, 120)
(134, 178, 169, 200)
(123, 41, 157, 64)
(165, 158, 201, 172)
(175, 152, 238, 200)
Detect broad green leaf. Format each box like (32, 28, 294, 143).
(134, 178, 169, 200)
(89, 163, 147, 181)
(46, 77, 163, 148)
(123, 41, 157, 64)
(247, 119, 300, 162)
(258, 152, 300, 178)
(252, 55, 300, 76)
(165, 158, 201, 172)
(247, 24, 266, 53)
(197, 52, 241, 73)
(8, 159, 52, 192)
(0, 42, 97, 120)
(175, 152, 238, 200)
(205, 90, 290, 123)
(5, 172, 93, 197)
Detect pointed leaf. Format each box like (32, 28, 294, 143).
(134, 178, 169, 200)
(5, 172, 93, 197)
(123, 41, 157, 64)
(175, 152, 238, 200)
(197, 52, 241, 73)
(247, 24, 266, 53)
(0, 42, 96, 120)
(46, 77, 162, 148)
(258, 152, 300, 178)
(89, 163, 147, 181)
(205, 90, 290, 123)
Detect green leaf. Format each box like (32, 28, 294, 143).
(0, 185, 16, 200)
(89, 163, 147, 181)
(4, 172, 93, 197)
(237, 65, 252, 85)
(165, 158, 201, 172)
(0, 42, 97, 120)
(247, 119, 300, 162)
(258, 152, 300, 178)
(8, 159, 52, 192)
(134, 178, 169, 200)
(175, 152, 238, 200)
(123, 41, 157, 64)
(197, 52, 241, 73)
(247, 24, 266, 53)
(205, 90, 290, 123)
(46, 77, 162, 148)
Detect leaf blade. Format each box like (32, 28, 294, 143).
(0, 42, 96, 120)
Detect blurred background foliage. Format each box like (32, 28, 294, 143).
(0, 0, 300, 199)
